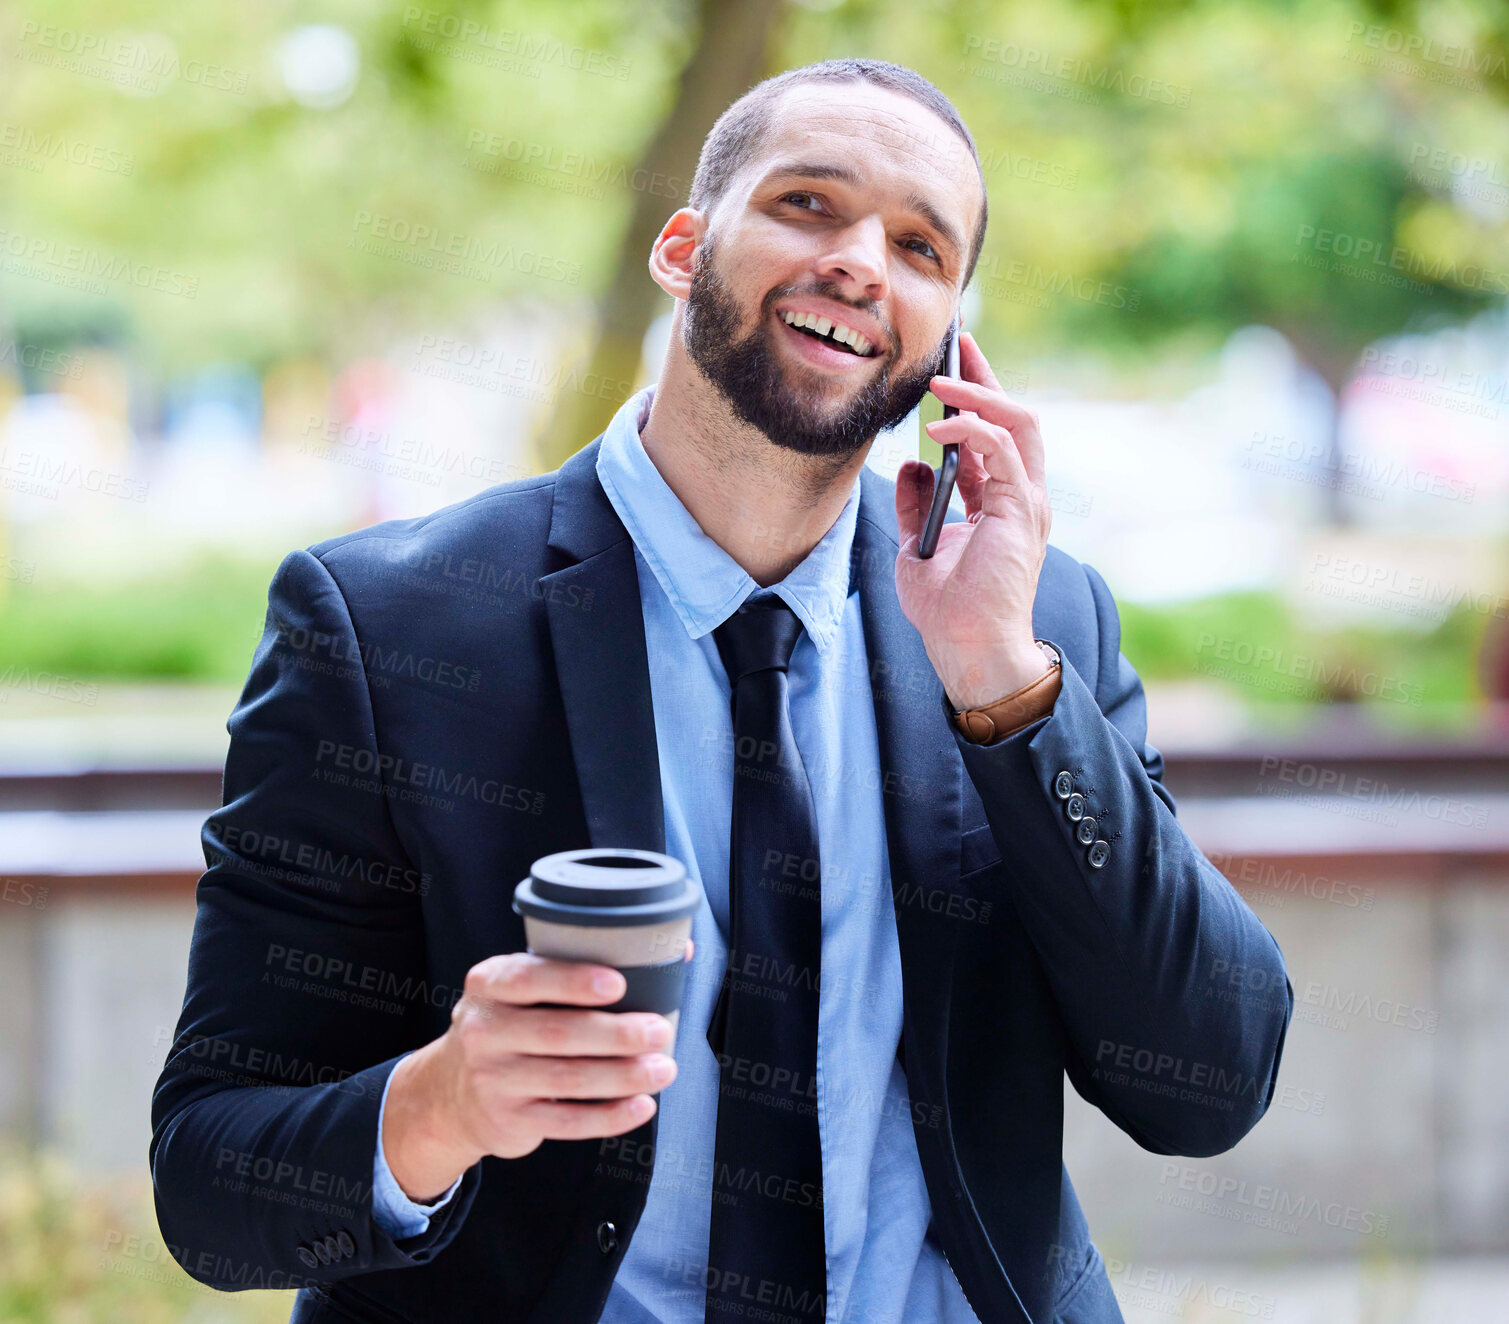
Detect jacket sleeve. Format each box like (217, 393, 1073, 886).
(949, 560, 1293, 1157)
(148, 548, 481, 1291)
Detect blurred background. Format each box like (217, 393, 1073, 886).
(1, 0, 1506, 1320)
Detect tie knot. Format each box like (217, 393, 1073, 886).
(713, 595, 805, 688)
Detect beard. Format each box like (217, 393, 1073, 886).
(681, 239, 947, 459)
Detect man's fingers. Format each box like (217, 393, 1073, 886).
(925, 415, 1030, 498)
(501, 1051, 677, 1101)
(927, 375, 1045, 488)
(465, 951, 625, 1007)
(504, 1007, 675, 1057)
(521, 1093, 657, 1140)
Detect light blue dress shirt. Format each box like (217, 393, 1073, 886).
(372, 386, 981, 1324)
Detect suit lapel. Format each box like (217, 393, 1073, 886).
(852, 469, 965, 1084)
(538, 437, 666, 857)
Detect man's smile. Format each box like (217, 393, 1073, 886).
(774, 309, 884, 373)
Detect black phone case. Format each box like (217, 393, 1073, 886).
(918, 313, 961, 558)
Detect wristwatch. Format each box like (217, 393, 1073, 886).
(948, 640, 1061, 744)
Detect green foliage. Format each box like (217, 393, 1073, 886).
(1117, 589, 1485, 715)
(0, 559, 1481, 720)
(0, 558, 277, 683)
(2, 0, 1503, 376)
(0, 1152, 290, 1322)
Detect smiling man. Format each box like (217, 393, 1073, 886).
(151, 59, 1293, 1324)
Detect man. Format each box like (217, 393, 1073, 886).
(151, 58, 1292, 1324)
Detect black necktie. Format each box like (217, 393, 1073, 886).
(704, 594, 826, 1324)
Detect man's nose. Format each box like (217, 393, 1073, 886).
(814, 215, 889, 299)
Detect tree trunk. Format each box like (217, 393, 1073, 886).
(536, 0, 788, 471)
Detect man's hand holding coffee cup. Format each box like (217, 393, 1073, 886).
(382, 944, 692, 1203)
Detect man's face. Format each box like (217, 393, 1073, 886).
(681, 82, 982, 459)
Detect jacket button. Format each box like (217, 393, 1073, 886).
(1053, 771, 1074, 799)
(336, 1230, 355, 1257)
(597, 1220, 618, 1254)
(313, 1238, 332, 1265)
(1076, 817, 1097, 845)
(1065, 793, 1086, 821)
(296, 1245, 319, 1269)
(1087, 840, 1110, 869)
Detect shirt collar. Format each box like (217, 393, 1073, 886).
(594, 385, 858, 655)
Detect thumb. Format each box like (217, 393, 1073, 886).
(895, 460, 934, 554)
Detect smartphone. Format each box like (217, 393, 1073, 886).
(918, 311, 961, 559)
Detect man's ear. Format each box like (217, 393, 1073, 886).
(648, 208, 706, 301)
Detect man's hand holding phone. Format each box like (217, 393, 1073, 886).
(382, 942, 692, 1202)
(895, 328, 1054, 712)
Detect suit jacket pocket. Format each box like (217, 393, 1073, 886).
(959, 822, 1002, 880)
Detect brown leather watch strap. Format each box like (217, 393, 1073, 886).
(949, 642, 1062, 744)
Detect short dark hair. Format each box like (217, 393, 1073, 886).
(688, 58, 988, 289)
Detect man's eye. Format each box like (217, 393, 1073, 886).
(905, 236, 939, 262)
(782, 191, 824, 212)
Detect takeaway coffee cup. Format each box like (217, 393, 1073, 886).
(512, 848, 703, 1040)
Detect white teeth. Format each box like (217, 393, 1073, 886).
(780, 308, 874, 356)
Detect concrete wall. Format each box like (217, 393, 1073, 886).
(1064, 864, 1509, 1263)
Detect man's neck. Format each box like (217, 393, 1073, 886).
(638, 359, 871, 589)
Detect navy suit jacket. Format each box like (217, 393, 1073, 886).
(150, 436, 1293, 1324)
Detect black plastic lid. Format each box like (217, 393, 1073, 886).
(512, 848, 701, 927)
